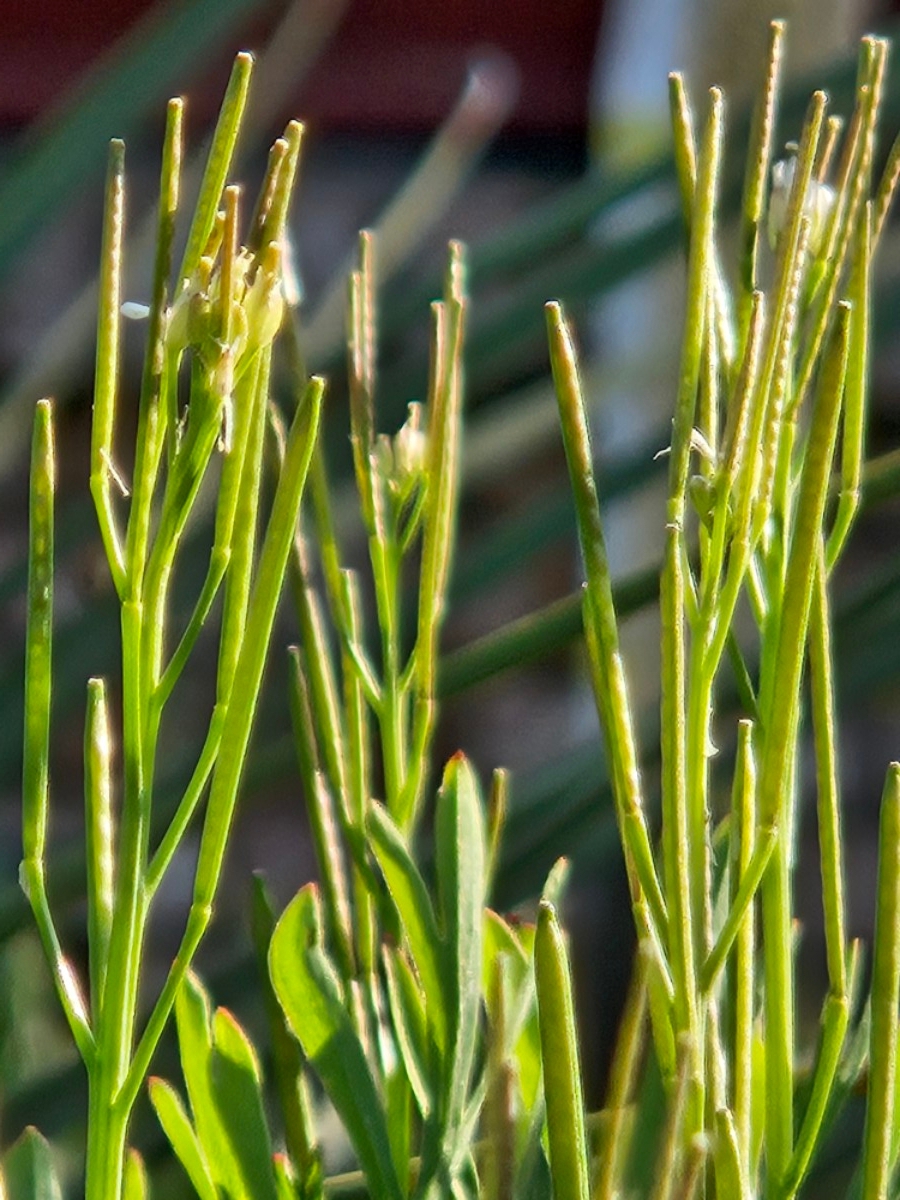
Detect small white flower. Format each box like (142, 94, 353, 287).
(768, 156, 836, 254)
(394, 403, 427, 481)
(280, 231, 303, 308)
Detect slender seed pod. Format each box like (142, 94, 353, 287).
(862, 765, 900, 1199)
(23, 399, 55, 872)
(535, 900, 590, 1200)
(85, 678, 115, 1021)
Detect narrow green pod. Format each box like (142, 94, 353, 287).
(85, 678, 115, 1020)
(341, 570, 376, 975)
(22, 402, 93, 1065)
(139, 94, 182, 475)
(594, 951, 649, 1200)
(286, 538, 348, 809)
(668, 86, 722, 518)
(808, 546, 848, 996)
(758, 302, 849, 829)
(862, 764, 900, 1200)
(732, 720, 757, 1168)
(347, 233, 377, 533)
(486, 767, 509, 893)
(405, 246, 466, 829)
(535, 900, 590, 1200)
(23, 399, 55, 871)
(826, 203, 871, 569)
(90, 140, 126, 593)
(216, 349, 271, 702)
(179, 51, 254, 284)
(484, 957, 515, 1200)
(547, 300, 666, 947)
(194, 376, 323, 911)
(667, 73, 697, 224)
(756, 309, 850, 1180)
(738, 19, 785, 305)
(256, 120, 304, 250)
(417, 245, 466, 659)
(780, 992, 848, 1199)
(712, 1109, 748, 1200)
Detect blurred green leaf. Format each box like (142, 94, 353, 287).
(2, 1126, 62, 1200)
(0, 0, 269, 280)
(122, 1148, 149, 1200)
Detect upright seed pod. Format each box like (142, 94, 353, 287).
(23, 399, 55, 877)
(535, 900, 590, 1200)
(84, 678, 115, 1021)
(862, 765, 900, 1200)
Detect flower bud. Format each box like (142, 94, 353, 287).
(245, 242, 285, 350)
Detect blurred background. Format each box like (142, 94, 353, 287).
(3, 0, 900, 1190)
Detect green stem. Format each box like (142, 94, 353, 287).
(85, 1079, 129, 1200)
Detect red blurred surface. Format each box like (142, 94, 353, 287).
(0, 0, 601, 131)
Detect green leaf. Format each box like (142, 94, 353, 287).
(383, 944, 433, 1118)
(175, 971, 244, 1195)
(2, 1127, 62, 1200)
(368, 800, 446, 1052)
(384, 1068, 412, 1192)
(251, 874, 322, 1195)
(122, 1149, 148, 1200)
(515, 1004, 544, 1121)
(516, 1118, 551, 1200)
(149, 1076, 217, 1200)
(210, 1007, 279, 1200)
(483, 910, 528, 981)
(434, 753, 486, 1140)
(484, 910, 542, 1114)
(273, 1154, 299, 1200)
(269, 885, 404, 1200)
